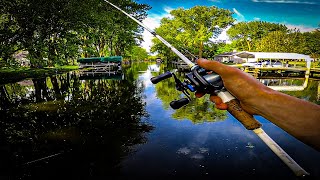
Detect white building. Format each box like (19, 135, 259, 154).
(214, 51, 243, 63)
(215, 51, 312, 68)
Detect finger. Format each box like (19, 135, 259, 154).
(210, 96, 223, 104)
(195, 91, 205, 98)
(196, 58, 227, 74)
(215, 103, 228, 110)
(210, 96, 228, 110)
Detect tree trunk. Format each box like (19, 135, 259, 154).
(29, 49, 42, 68)
(3, 53, 11, 65)
(115, 47, 120, 56)
(246, 40, 251, 51)
(0, 85, 11, 110)
(199, 41, 203, 59)
(48, 44, 55, 67)
(99, 37, 105, 57)
(50, 76, 62, 99)
(110, 38, 113, 56)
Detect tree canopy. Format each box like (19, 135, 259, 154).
(224, 21, 319, 58)
(1, 1, 320, 68)
(256, 30, 307, 53)
(0, 0, 150, 67)
(151, 5, 235, 61)
(227, 21, 288, 51)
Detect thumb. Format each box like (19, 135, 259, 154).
(196, 58, 227, 75)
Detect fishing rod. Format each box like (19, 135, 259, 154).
(104, 0, 309, 177)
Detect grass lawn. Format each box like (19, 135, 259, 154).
(0, 65, 79, 85)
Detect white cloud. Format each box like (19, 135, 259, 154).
(232, 8, 245, 22)
(251, 0, 317, 4)
(211, 26, 232, 44)
(285, 24, 316, 32)
(163, 6, 174, 14)
(140, 17, 161, 53)
(140, 9, 172, 52)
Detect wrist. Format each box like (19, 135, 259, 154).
(252, 87, 280, 117)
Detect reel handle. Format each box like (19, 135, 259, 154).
(150, 71, 172, 84)
(170, 98, 190, 109)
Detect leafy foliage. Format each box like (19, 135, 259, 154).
(256, 30, 307, 53)
(302, 29, 320, 58)
(154, 72, 227, 123)
(1, 0, 150, 67)
(126, 46, 149, 62)
(227, 21, 288, 51)
(151, 6, 235, 60)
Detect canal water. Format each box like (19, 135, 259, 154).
(0, 63, 319, 179)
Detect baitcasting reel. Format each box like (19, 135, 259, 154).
(150, 65, 224, 109)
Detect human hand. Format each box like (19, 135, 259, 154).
(195, 58, 272, 116)
(195, 59, 320, 151)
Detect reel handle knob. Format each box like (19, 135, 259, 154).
(170, 98, 190, 109)
(150, 71, 172, 84)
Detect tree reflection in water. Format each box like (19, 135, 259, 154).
(0, 70, 152, 178)
(1, 63, 319, 178)
(154, 71, 227, 123)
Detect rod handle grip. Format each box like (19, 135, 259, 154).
(226, 99, 261, 130)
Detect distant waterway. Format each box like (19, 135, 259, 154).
(0, 62, 319, 179)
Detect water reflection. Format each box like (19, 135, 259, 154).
(78, 71, 125, 80)
(259, 78, 304, 86)
(132, 65, 319, 178)
(0, 63, 319, 178)
(0, 66, 152, 178)
(148, 64, 160, 72)
(152, 71, 227, 123)
(258, 78, 320, 104)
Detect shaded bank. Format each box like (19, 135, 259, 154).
(0, 66, 78, 85)
(0, 67, 153, 178)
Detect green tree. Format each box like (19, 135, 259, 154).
(150, 18, 183, 62)
(151, 6, 234, 60)
(0, 13, 22, 66)
(227, 21, 288, 51)
(215, 42, 237, 55)
(303, 29, 320, 58)
(79, 1, 150, 58)
(256, 30, 307, 53)
(126, 46, 149, 62)
(1, 0, 150, 67)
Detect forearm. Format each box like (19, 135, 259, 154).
(257, 88, 320, 151)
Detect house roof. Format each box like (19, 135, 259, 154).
(236, 51, 311, 60)
(215, 52, 238, 57)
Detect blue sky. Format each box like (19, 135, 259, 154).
(136, 0, 320, 51)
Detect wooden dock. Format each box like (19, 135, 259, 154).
(79, 62, 122, 74)
(235, 66, 320, 79)
(77, 56, 122, 73)
(171, 60, 320, 79)
(240, 66, 320, 91)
